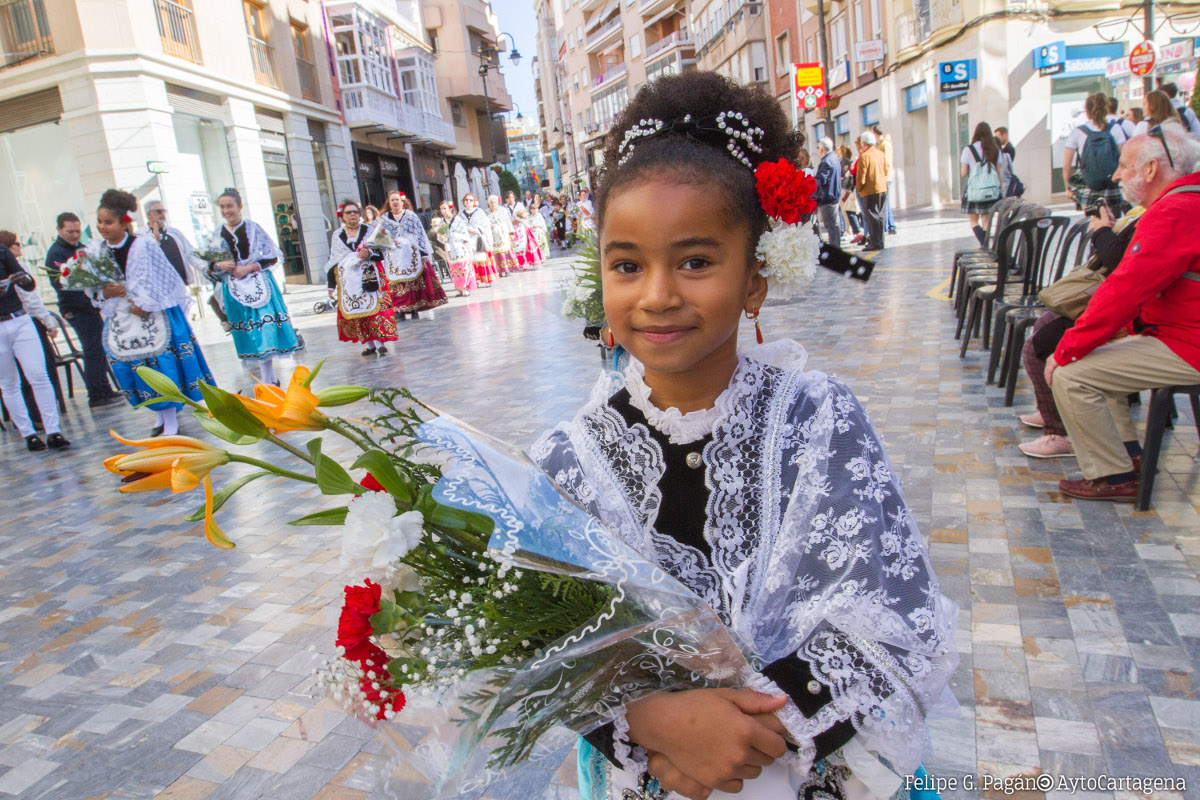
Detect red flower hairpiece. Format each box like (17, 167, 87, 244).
(120, 213, 132, 224)
(336, 204, 344, 218)
(754, 159, 817, 225)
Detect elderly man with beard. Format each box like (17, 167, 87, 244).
(1046, 124, 1200, 501)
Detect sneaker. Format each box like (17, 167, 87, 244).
(25, 435, 45, 452)
(1019, 411, 1044, 429)
(46, 433, 71, 451)
(1019, 434, 1075, 459)
(1058, 477, 1137, 502)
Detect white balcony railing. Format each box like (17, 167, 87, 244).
(585, 16, 622, 48)
(590, 61, 627, 89)
(342, 84, 456, 147)
(645, 29, 691, 60)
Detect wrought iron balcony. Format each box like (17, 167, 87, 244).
(248, 35, 279, 89)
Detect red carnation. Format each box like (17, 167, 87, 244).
(754, 158, 817, 225)
(360, 676, 406, 720)
(60, 267, 70, 278)
(336, 579, 382, 662)
(358, 473, 385, 493)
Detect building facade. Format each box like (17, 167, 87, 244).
(421, 0, 514, 186)
(325, 0, 455, 213)
(506, 116, 546, 194)
(0, 0, 356, 284)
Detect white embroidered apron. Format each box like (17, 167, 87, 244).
(103, 298, 170, 363)
(382, 240, 422, 282)
(336, 256, 383, 319)
(226, 270, 271, 309)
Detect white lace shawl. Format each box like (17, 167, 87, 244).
(221, 219, 283, 269)
(531, 340, 959, 781)
(448, 209, 493, 262)
(488, 208, 515, 253)
(91, 236, 191, 318)
(381, 210, 432, 257)
(325, 225, 367, 271)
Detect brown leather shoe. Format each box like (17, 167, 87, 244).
(1059, 477, 1138, 502)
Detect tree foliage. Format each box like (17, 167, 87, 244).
(497, 169, 521, 200)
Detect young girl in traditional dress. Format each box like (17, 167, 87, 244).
(326, 200, 397, 356)
(486, 195, 518, 277)
(532, 72, 956, 800)
(528, 192, 551, 259)
(92, 189, 213, 437)
(504, 191, 531, 269)
(377, 191, 447, 320)
(449, 194, 497, 289)
(209, 188, 303, 387)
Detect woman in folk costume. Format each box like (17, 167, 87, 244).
(486, 195, 519, 277)
(209, 188, 303, 387)
(377, 191, 447, 319)
(90, 190, 214, 437)
(449, 194, 498, 289)
(325, 199, 397, 356)
(504, 191, 532, 269)
(528, 192, 551, 259)
(531, 73, 956, 800)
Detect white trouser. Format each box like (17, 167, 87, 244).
(0, 314, 60, 437)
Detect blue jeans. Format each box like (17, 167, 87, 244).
(884, 180, 896, 231)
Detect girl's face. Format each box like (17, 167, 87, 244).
(440, 202, 452, 217)
(389, 194, 404, 214)
(219, 196, 241, 224)
(96, 207, 127, 243)
(601, 179, 766, 380)
(8, 242, 21, 258)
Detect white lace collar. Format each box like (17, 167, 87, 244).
(622, 359, 731, 445)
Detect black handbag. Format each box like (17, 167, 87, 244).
(361, 264, 380, 293)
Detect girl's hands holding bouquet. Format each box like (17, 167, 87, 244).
(627, 688, 789, 799)
(232, 263, 257, 279)
(215, 260, 237, 273)
(102, 282, 126, 299)
(356, 246, 371, 261)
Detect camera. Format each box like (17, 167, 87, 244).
(1084, 200, 1108, 218)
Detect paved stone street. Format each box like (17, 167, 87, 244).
(1, 211, 1198, 800)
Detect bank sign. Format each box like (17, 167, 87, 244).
(938, 60, 975, 92)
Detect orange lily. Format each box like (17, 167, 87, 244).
(105, 431, 236, 549)
(233, 366, 326, 433)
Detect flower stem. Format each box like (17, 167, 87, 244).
(265, 432, 314, 463)
(326, 418, 376, 452)
(228, 454, 317, 484)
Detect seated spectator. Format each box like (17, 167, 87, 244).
(1047, 126, 1200, 500)
(1019, 203, 1144, 458)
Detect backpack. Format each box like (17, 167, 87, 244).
(1077, 122, 1121, 190)
(965, 145, 1001, 204)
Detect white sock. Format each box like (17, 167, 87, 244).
(156, 407, 179, 436)
(260, 359, 277, 385)
(370, 339, 382, 348)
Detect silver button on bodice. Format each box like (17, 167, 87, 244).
(685, 452, 703, 469)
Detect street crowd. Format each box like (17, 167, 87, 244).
(0, 181, 594, 453)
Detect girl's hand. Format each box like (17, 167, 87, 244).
(626, 689, 789, 793)
(357, 247, 370, 260)
(129, 304, 149, 318)
(216, 260, 237, 272)
(232, 264, 256, 279)
(102, 282, 126, 299)
(648, 752, 712, 800)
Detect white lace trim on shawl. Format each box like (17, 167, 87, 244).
(531, 339, 960, 788)
(623, 359, 729, 445)
(92, 236, 191, 317)
(447, 209, 493, 262)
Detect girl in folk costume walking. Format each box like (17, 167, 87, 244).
(209, 188, 304, 386)
(531, 73, 956, 800)
(325, 200, 397, 356)
(486, 195, 519, 277)
(377, 191, 447, 319)
(528, 192, 552, 258)
(505, 191, 532, 269)
(90, 189, 214, 437)
(449, 194, 498, 289)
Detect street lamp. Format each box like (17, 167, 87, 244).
(551, 116, 575, 190)
(478, 32, 521, 165)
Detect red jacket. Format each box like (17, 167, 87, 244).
(1055, 172, 1200, 371)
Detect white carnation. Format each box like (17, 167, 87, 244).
(341, 492, 425, 585)
(755, 220, 819, 300)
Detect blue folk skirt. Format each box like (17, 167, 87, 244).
(222, 271, 305, 362)
(109, 306, 213, 412)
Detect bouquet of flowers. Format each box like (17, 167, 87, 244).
(44, 245, 123, 290)
(192, 239, 232, 265)
(363, 223, 395, 250)
(560, 227, 604, 323)
(105, 363, 759, 798)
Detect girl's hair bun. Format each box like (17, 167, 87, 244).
(219, 187, 243, 206)
(99, 188, 138, 215)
